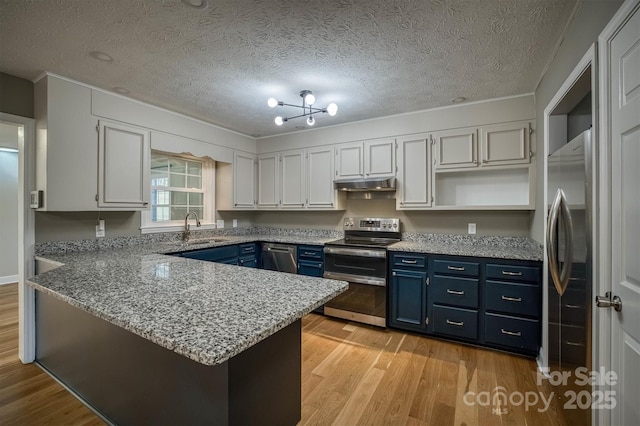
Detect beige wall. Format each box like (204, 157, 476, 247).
(531, 0, 623, 243)
(35, 211, 141, 243)
(0, 72, 34, 118)
(253, 198, 532, 236)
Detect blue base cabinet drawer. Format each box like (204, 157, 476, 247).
(486, 263, 540, 283)
(485, 280, 540, 318)
(392, 253, 427, 269)
(239, 255, 257, 268)
(431, 275, 479, 308)
(434, 259, 479, 277)
(484, 313, 539, 354)
(298, 245, 323, 261)
(432, 305, 478, 340)
(298, 260, 324, 277)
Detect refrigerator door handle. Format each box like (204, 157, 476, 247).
(547, 189, 574, 296)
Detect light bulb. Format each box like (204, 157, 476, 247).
(307, 116, 315, 126)
(327, 102, 338, 116)
(275, 116, 284, 126)
(267, 97, 278, 108)
(304, 93, 315, 105)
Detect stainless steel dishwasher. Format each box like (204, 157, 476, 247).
(261, 243, 298, 274)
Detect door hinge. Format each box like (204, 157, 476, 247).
(528, 124, 533, 135)
(425, 317, 429, 326)
(431, 196, 434, 203)
(96, 124, 99, 133)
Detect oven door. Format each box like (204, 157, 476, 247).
(323, 246, 387, 326)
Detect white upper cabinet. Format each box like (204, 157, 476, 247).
(98, 120, 150, 209)
(480, 121, 531, 166)
(364, 138, 396, 178)
(257, 153, 279, 207)
(307, 145, 336, 209)
(335, 138, 396, 179)
(396, 134, 431, 209)
(280, 149, 305, 208)
(233, 151, 257, 208)
(335, 142, 364, 179)
(433, 127, 478, 170)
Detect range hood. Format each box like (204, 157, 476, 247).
(333, 176, 396, 192)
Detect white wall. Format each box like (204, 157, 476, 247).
(0, 146, 19, 283)
(531, 0, 623, 243)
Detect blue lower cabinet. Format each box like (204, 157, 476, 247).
(485, 280, 540, 318)
(239, 255, 257, 268)
(180, 245, 238, 263)
(431, 275, 479, 309)
(298, 260, 324, 277)
(432, 305, 478, 340)
(484, 313, 539, 354)
(389, 269, 427, 331)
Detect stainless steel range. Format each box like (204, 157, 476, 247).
(323, 217, 401, 327)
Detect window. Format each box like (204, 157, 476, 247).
(141, 151, 215, 232)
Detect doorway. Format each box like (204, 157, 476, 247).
(0, 113, 36, 364)
(0, 123, 20, 285)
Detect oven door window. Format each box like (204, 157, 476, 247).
(325, 282, 386, 318)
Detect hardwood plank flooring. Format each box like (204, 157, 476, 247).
(1, 284, 565, 425)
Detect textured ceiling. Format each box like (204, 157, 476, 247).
(0, 0, 577, 137)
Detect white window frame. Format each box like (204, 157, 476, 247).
(141, 150, 216, 233)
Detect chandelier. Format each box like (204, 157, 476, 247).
(267, 90, 338, 126)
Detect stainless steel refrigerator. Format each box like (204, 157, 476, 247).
(546, 128, 592, 425)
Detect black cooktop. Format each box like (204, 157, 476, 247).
(325, 237, 399, 249)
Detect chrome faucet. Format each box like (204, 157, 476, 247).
(183, 211, 201, 241)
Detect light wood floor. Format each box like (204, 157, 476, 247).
(1, 283, 564, 425)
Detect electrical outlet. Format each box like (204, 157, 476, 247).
(232, 219, 238, 228)
(468, 223, 476, 235)
(216, 219, 224, 229)
(96, 220, 105, 238)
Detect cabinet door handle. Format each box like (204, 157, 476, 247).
(501, 295, 522, 302)
(565, 341, 584, 347)
(447, 289, 465, 295)
(392, 271, 397, 276)
(401, 259, 418, 264)
(446, 319, 464, 327)
(565, 304, 582, 309)
(501, 328, 522, 337)
(318, 263, 322, 268)
(448, 266, 465, 271)
(502, 271, 523, 276)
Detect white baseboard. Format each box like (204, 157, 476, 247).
(0, 275, 19, 285)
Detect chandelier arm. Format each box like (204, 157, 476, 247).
(277, 102, 326, 113)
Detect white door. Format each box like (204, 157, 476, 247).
(280, 149, 305, 208)
(335, 142, 363, 179)
(396, 134, 431, 209)
(433, 127, 478, 170)
(364, 138, 395, 178)
(232, 151, 256, 208)
(98, 120, 150, 209)
(257, 153, 279, 208)
(307, 146, 335, 208)
(601, 2, 640, 424)
(480, 121, 531, 166)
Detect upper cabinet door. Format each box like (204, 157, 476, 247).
(307, 146, 336, 208)
(335, 142, 364, 179)
(98, 120, 150, 209)
(480, 121, 531, 166)
(364, 138, 396, 178)
(280, 149, 305, 208)
(257, 153, 279, 207)
(233, 151, 256, 208)
(434, 127, 478, 170)
(396, 134, 431, 209)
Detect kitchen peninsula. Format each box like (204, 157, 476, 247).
(28, 241, 348, 425)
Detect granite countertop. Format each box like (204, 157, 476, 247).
(388, 239, 544, 261)
(29, 244, 348, 366)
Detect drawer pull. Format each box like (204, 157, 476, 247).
(565, 304, 582, 309)
(243, 248, 253, 252)
(446, 319, 464, 327)
(448, 266, 465, 271)
(501, 328, 522, 337)
(401, 259, 418, 264)
(501, 295, 522, 302)
(447, 289, 465, 295)
(304, 252, 316, 256)
(502, 271, 523, 276)
(566, 341, 584, 347)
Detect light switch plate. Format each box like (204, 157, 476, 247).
(216, 219, 224, 229)
(232, 219, 238, 228)
(468, 223, 476, 235)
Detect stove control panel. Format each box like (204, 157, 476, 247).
(343, 217, 400, 231)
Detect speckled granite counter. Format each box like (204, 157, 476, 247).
(29, 243, 347, 366)
(389, 234, 543, 261)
